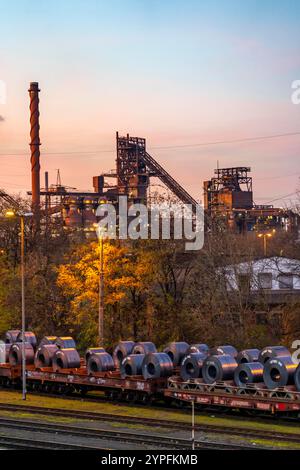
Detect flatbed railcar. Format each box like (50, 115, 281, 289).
(1, 363, 300, 417)
(0, 363, 166, 403)
(166, 377, 300, 415)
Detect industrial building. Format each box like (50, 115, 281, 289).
(204, 166, 299, 234)
(23, 82, 198, 230)
(0, 82, 298, 238)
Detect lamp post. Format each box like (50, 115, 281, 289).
(257, 229, 275, 257)
(5, 210, 32, 400)
(99, 230, 104, 347)
(191, 399, 195, 450)
(94, 224, 105, 346)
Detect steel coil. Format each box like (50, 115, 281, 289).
(210, 345, 238, 358)
(294, 363, 300, 391)
(55, 336, 76, 349)
(180, 353, 206, 380)
(52, 348, 80, 371)
(163, 342, 189, 366)
(38, 336, 57, 348)
(16, 331, 37, 351)
(202, 354, 238, 383)
(0, 343, 11, 363)
(186, 344, 209, 355)
(34, 344, 59, 368)
(258, 346, 290, 364)
(234, 362, 263, 387)
(9, 342, 35, 366)
(132, 342, 157, 355)
(236, 349, 260, 364)
(85, 347, 106, 362)
(120, 354, 145, 378)
(263, 356, 297, 389)
(142, 352, 174, 379)
(87, 352, 114, 374)
(113, 341, 135, 367)
(4, 330, 20, 344)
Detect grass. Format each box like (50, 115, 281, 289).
(0, 409, 76, 424)
(248, 438, 300, 449)
(0, 390, 300, 437)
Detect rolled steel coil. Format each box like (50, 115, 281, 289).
(38, 336, 57, 348)
(9, 342, 35, 366)
(163, 342, 189, 366)
(16, 331, 37, 351)
(180, 352, 206, 380)
(263, 356, 297, 389)
(258, 345, 290, 364)
(210, 345, 238, 358)
(142, 352, 173, 379)
(55, 336, 76, 349)
(234, 362, 264, 387)
(0, 343, 11, 363)
(294, 363, 300, 391)
(52, 348, 80, 371)
(236, 349, 260, 364)
(202, 354, 238, 384)
(186, 343, 209, 355)
(4, 330, 20, 344)
(113, 341, 135, 367)
(34, 344, 59, 368)
(87, 352, 114, 374)
(85, 347, 106, 362)
(132, 342, 157, 355)
(120, 354, 145, 378)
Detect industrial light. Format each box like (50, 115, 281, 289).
(5, 210, 15, 217)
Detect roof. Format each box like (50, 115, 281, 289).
(223, 257, 300, 274)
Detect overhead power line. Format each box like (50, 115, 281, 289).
(264, 191, 299, 205)
(151, 131, 300, 150)
(0, 130, 299, 157)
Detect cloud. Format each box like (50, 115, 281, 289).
(0, 115, 4, 122)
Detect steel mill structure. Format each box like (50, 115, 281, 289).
(204, 166, 299, 233)
(23, 82, 198, 230)
(2, 332, 300, 417)
(0, 81, 299, 235)
(39, 131, 198, 229)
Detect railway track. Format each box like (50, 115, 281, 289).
(0, 415, 255, 450)
(0, 403, 297, 447)
(0, 434, 110, 450)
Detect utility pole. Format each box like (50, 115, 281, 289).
(20, 215, 26, 400)
(5, 210, 32, 400)
(191, 399, 195, 450)
(98, 231, 104, 346)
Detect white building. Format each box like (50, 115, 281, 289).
(224, 257, 300, 293)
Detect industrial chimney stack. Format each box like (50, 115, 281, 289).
(28, 82, 41, 227)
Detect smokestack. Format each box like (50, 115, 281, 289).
(28, 82, 41, 226)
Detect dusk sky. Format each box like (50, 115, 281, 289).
(0, 0, 299, 205)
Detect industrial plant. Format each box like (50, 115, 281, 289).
(2, 82, 298, 239)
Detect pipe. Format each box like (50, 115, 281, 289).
(28, 82, 41, 226)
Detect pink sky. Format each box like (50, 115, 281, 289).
(1, 0, 299, 207)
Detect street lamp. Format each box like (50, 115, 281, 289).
(5, 210, 33, 400)
(257, 229, 275, 257)
(93, 223, 105, 346)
